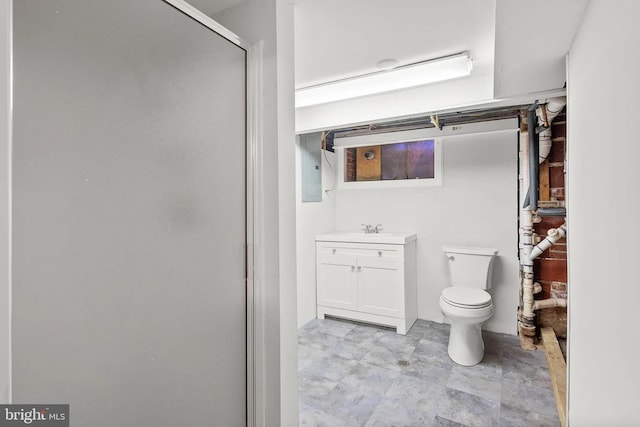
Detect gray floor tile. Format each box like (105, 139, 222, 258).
(420, 324, 451, 345)
(484, 335, 505, 360)
(501, 333, 522, 346)
(299, 402, 355, 427)
(502, 341, 548, 367)
(500, 402, 561, 427)
(307, 381, 384, 427)
(501, 379, 559, 421)
(343, 324, 387, 345)
(301, 317, 358, 338)
(431, 320, 452, 330)
(385, 373, 446, 413)
(377, 330, 422, 352)
(302, 348, 358, 382)
(325, 336, 372, 360)
(298, 318, 560, 427)
(447, 364, 501, 402)
(483, 329, 504, 342)
(297, 326, 343, 351)
(297, 344, 319, 372)
(406, 319, 433, 339)
(437, 387, 500, 427)
(401, 355, 452, 385)
(360, 339, 420, 372)
(463, 350, 503, 378)
(339, 362, 401, 397)
(413, 339, 454, 371)
(298, 372, 338, 400)
(432, 415, 468, 427)
(365, 373, 449, 426)
(502, 358, 553, 389)
(365, 400, 437, 427)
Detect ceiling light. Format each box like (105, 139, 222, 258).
(295, 52, 473, 108)
(376, 58, 398, 70)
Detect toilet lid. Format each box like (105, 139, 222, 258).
(442, 287, 492, 308)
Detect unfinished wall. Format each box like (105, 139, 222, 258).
(534, 110, 567, 338)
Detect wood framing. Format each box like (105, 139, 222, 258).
(541, 327, 567, 427)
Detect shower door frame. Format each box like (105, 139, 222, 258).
(2, 0, 266, 424)
(162, 2, 264, 426)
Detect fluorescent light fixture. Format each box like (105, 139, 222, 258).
(295, 52, 472, 108)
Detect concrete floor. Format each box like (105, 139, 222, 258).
(298, 317, 560, 427)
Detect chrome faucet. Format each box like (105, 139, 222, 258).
(361, 224, 383, 234)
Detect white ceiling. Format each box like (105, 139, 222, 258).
(494, 0, 588, 98)
(294, 0, 588, 98)
(294, 0, 496, 89)
(187, 0, 588, 130)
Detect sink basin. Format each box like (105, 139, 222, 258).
(316, 231, 417, 245)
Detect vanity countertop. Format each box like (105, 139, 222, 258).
(316, 231, 417, 245)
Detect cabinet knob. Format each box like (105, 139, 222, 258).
(357, 266, 362, 272)
(378, 251, 382, 257)
(332, 248, 336, 254)
(351, 265, 355, 271)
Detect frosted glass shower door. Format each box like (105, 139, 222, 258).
(12, 1, 247, 426)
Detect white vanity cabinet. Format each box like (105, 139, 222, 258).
(315, 232, 417, 334)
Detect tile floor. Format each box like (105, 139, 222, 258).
(298, 318, 560, 427)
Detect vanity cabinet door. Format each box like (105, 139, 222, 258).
(356, 259, 404, 318)
(317, 254, 358, 310)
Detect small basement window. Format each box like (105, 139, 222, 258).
(337, 138, 442, 189)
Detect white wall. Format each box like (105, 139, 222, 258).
(334, 130, 520, 334)
(493, 0, 587, 99)
(0, 0, 10, 404)
(214, 1, 298, 425)
(295, 147, 336, 327)
(567, 1, 640, 425)
(275, 2, 298, 426)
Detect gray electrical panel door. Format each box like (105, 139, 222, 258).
(13, 1, 246, 426)
(300, 132, 323, 202)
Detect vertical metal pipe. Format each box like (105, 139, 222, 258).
(523, 107, 539, 210)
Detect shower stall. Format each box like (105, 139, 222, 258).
(11, 0, 250, 425)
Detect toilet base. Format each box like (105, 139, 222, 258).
(447, 322, 485, 366)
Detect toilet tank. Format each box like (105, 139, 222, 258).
(443, 246, 498, 289)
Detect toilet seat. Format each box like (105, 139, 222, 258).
(441, 287, 492, 309)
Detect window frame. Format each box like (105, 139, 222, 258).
(336, 137, 443, 190)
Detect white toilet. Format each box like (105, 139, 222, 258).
(439, 246, 498, 366)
